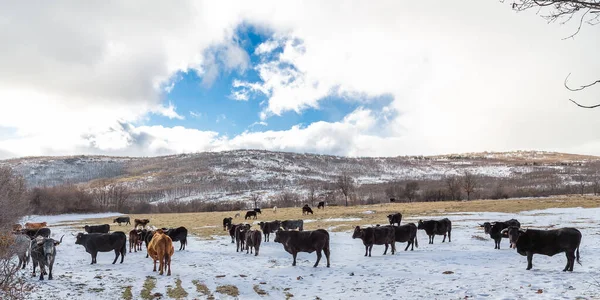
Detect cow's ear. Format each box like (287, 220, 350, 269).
(54, 241, 60, 246)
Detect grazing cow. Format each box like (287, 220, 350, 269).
(113, 216, 131, 226)
(258, 221, 281, 242)
(129, 230, 142, 253)
(387, 213, 402, 226)
(273, 206, 277, 214)
(162, 227, 188, 251)
(281, 220, 304, 231)
(134, 219, 150, 229)
(12, 224, 23, 232)
(317, 201, 325, 209)
(30, 235, 63, 280)
(302, 205, 314, 215)
(480, 219, 521, 249)
(417, 218, 452, 244)
(245, 230, 262, 256)
(245, 211, 257, 220)
(227, 223, 239, 244)
(504, 226, 582, 271)
(352, 226, 396, 256)
(384, 223, 419, 251)
(84, 224, 110, 234)
(147, 229, 175, 276)
(25, 222, 47, 230)
(10, 234, 31, 269)
(74, 232, 127, 264)
(274, 229, 331, 267)
(21, 228, 51, 239)
(235, 224, 251, 252)
(389, 198, 396, 203)
(254, 208, 262, 215)
(223, 217, 233, 231)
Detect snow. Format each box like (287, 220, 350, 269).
(16, 207, 600, 299)
(323, 218, 362, 222)
(20, 212, 124, 224)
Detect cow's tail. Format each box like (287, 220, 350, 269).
(576, 246, 581, 266)
(414, 233, 419, 248)
(121, 239, 127, 257)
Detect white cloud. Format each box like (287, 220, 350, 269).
(189, 111, 202, 118)
(152, 102, 184, 120)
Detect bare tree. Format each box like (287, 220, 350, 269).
(385, 181, 404, 201)
(250, 192, 261, 209)
(336, 174, 355, 207)
(307, 185, 318, 206)
(462, 171, 478, 200)
(404, 181, 420, 202)
(505, 0, 600, 108)
(445, 176, 462, 200)
(574, 175, 587, 195)
(592, 174, 600, 195)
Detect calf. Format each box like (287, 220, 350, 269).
(258, 220, 281, 242)
(274, 229, 331, 267)
(387, 213, 402, 226)
(235, 224, 251, 252)
(254, 208, 262, 215)
(504, 226, 582, 271)
(30, 235, 63, 280)
(480, 219, 521, 249)
(21, 228, 51, 239)
(245, 229, 262, 256)
(25, 222, 47, 230)
(74, 232, 127, 264)
(223, 217, 233, 231)
(385, 223, 418, 251)
(162, 227, 188, 251)
(302, 205, 314, 215)
(352, 226, 396, 256)
(245, 211, 257, 220)
(84, 224, 110, 234)
(129, 230, 142, 253)
(281, 220, 304, 231)
(113, 216, 131, 226)
(417, 218, 452, 244)
(134, 219, 150, 229)
(147, 229, 174, 276)
(317, 201, 325, 209)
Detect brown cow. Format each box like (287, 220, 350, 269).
(12, 224, 23, 232)
(245, 230, 262, 256)
(147, 229, 174, 276)
(25, 222, 47, 230)
(134, 219, 150, 229)
(129, 229, 142, 253)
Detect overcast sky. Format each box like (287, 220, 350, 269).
(1, 1, 599, 159)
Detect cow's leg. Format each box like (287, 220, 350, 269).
(564, 251, 575, 272)
(121, 247, 126, 263)
(526, 252, 533, 270)
(32, 261, 37, 277)
(324, 245, 331, 268)
(159, 254, 164, 275)
(404, 242, 410, 251)
(383, 243, 388, 255)
(364, 245, 368, 257)
(112, 249, 119, 264)
(255, 246, 259, 256)
(48, 263, 53, 280)
(292, 251, 297, 266)
(368, 245, 373, 257)
(442, 234, 446, 243)
(391, 242, 396, 255)
(39, 264, 45, 280)
(153, 258, 157, 272)
(314, 248, 322, 267)
(92, 252, 98, 264)
(448, 230, 451, 243)
(166, 255, 171, 276)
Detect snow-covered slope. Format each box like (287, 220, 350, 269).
(20, 207, 600, 299)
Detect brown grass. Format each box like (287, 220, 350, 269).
(253, 284, 268, 296)
(215, 285, 239, 297)
(75, 195, 600, 239)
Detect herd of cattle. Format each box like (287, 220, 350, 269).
(7, 206, 584, 281)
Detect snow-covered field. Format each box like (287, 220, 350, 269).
(18, 208, 600, 299)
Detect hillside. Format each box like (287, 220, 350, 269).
(2, 149, 600, 205)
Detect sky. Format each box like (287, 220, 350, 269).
(0, 1, 599, 159)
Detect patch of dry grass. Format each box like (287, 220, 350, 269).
(78, 195, 600, 238)
(253, 284, 268, 296)
(166, 278, 188, 299)
(192, 280, 214, 299)
(215, 285, 239, 297)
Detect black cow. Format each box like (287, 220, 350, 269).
(245, 229, 262, 256)
(387, 213, 402, 226)
(21, 228, 51, 239)
(480, 219, 521, 249)
(274, 229, 331, 267)
(258, 220, 281, 242)
(317, 201, 325, 209)
(74, 232, 127, 264)
(389, 198, 396, 202)
(235, 224, 251, 252)
(384, 223, 418, 251)
(140, 229, 155, 258)
(113, 216, 131, 226)
(281, 220, 304, 231)
(254, 208, 262, 215)
(417, 218, 452, 244)
(227, 223, 239, 244)
(223, 217, 233, 231)
(162, 226, 188, 251)
(302, 205, 314, 215)
(352, 226, 396, 256)
(245, 211, 257, 220)
(504, 226, 582, 271)
(30, 235, 63, 280)
(84, 224, 110, 234)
